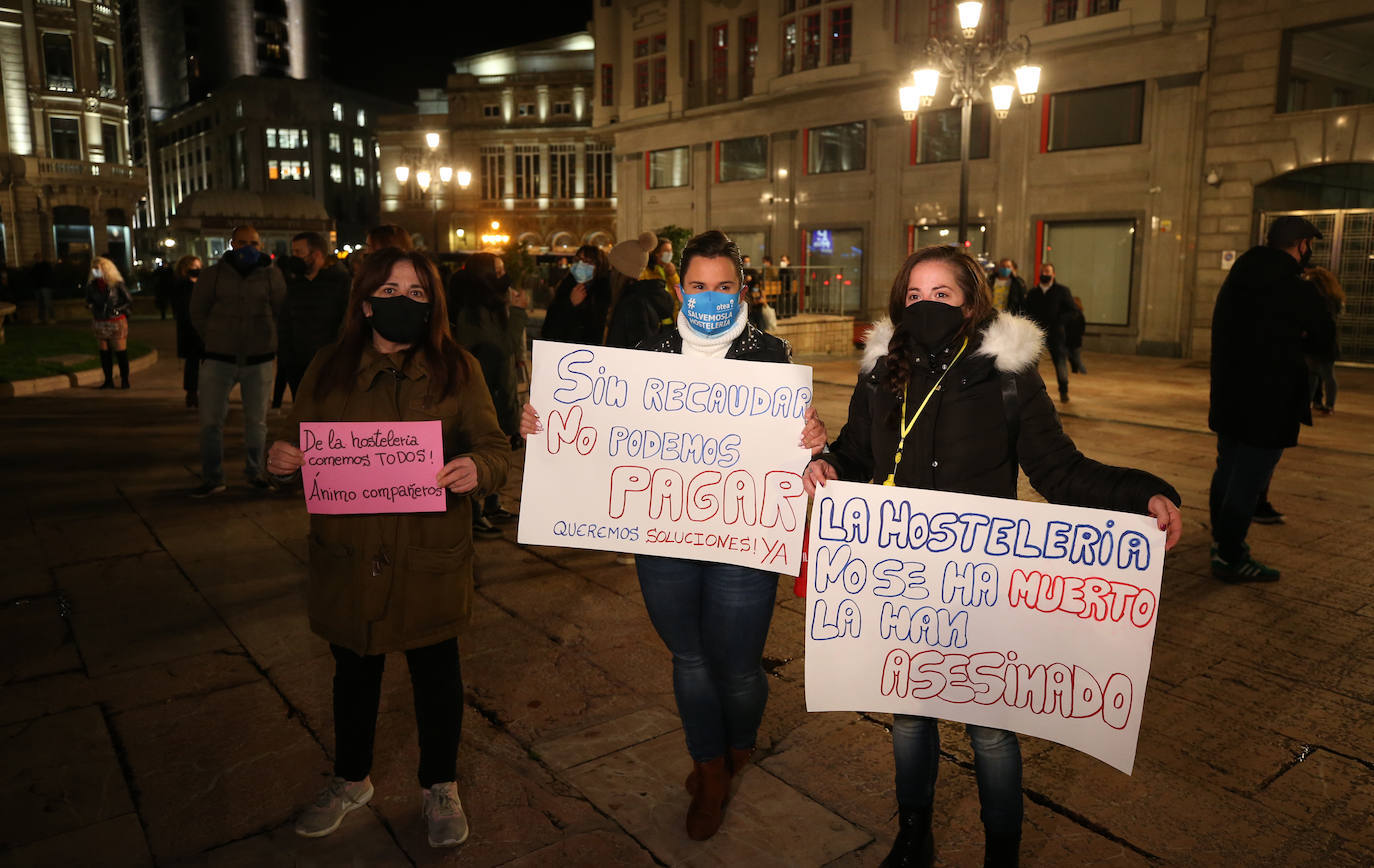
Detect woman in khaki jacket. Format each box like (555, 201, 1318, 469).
(267, 247, 510, 848)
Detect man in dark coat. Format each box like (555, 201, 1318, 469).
(277, 231, 350, 403)
(1024, 262, 1076, 403)
(1207, 215, 1332, 583)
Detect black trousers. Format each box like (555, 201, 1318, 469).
(331, 638, 463, 788)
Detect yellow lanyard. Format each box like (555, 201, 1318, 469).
(883, 337, 968, 486)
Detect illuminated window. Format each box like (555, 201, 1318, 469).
(329, 132, 341, 152)
(331, 102, 343, 122)
(354, 166, 366, 186)
(740, 15, 758, 98)
(709, 23, 728, 104)
(481, 144, 504, 199)
(585, 143, 614, 198)
(808, 121, 866, 174)
(353, 137, 364, 158)
(514, 144, 541, 198)
(330, 163, 342, 183)
(356, 109, 366, 126)
(634, 32, 667, 107)
(648, 147, 689, 188)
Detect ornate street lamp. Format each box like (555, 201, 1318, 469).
(396, 131, 471, 250)
(900, 1, 1041, 247)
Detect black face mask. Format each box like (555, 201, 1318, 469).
(368, 296, 431, 345)
(902, 300, 966, 353)
(1039, 273, 1053, 284)
(1299, 244, 1314, 268)
(281, 255, 308, 278)
(187, 268, 201, 278)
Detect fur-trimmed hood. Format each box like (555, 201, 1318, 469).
(859, 313, 1045, 375)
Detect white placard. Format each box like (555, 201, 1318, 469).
(804, 481, 1165, 774)
(518, 341, 813, 574)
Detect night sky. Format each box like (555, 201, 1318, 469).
(323, 1, 593, 105)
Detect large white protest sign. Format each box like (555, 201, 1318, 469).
(518, 340, 813, 574)
(804, 481, 1164, 774)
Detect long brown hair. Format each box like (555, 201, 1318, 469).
(312, 247, 466, 404)
(883, 245, 996, 399)
(1306, 265, 1345, 307)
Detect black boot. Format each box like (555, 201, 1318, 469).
(98, 349, 114, 389)
(116, 350, 130, 388)
(983, 831, 1020, 868)
(880, 807, 934, 868)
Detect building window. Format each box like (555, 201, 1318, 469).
(709, 23, 728, 104)
(914, 104, 992, 164)
(808, 121, 866, 174)
(648, 146, 690, 188)
(553, 101, 572, 116)
(329, 132, 341, 152)
(781, 20, 797, 75)
(266, 128, 307, 149)
(42, 33, 75, 92)
(480, 145, 504, 199)
(1046, 81, 1144, 151)
(331, 102, 343, 122)
(353, 137, 365, 158)
(804, 228, 864, 314)
(266, 128, 277, 148)
(718, 136, 767, 182)
(829, 6, 852, 65)
(330, 163, 343, 183)
(517, 102, 535, 117)
(101, 122, 120, 163)
(1279, 17, 1374, 113)
(634, 32, 667, 107)
(740, 15, 758, 98)
(269, 159, 309, 180)
(514, 144, 540, 198)
(585, 143, 614, 198)
(356, 109, 366, 127)
(549, 144, 576, 198)
(1041, 219, 1136, 325)
(483, 104, 500, 117)
(801, 12, 821, 70)
(354, 166, 367, 187)
(601, 64, 614, 106)
(1045, 0, 1076, 23)
(96, 41, 117, 98)
(49, 116, 81, 160)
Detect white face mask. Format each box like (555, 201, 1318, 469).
(660, 251, 672, 264)
(91, 268, 102, 279)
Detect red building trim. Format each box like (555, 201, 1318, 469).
(1039, 96, 1051, 153)
(1034, 220, 1045, 276)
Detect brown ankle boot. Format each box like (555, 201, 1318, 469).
(685, 756, 730, 840)
(687, 745, 756, 794)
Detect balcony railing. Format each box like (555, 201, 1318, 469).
(34, 158, 141, 181)
(37, 0, 72, 7)
(46, 75, 75, 93)
(94, 2, 115, 15)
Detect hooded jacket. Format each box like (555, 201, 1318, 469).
(822, 314, 1178, 511)
(285, 342, 511, 655)
(190, 253, 287, 361)
(1209, 244, 1332, 448)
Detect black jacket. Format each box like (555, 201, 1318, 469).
(822, 315, 1178, 512)
(86, 280, 132, 320)
(1025, 280, 1075, 346)
(170, 276, 202, 358)
(279, 262, 351, 374)
(541, 272, 612, 346)
(1000, 274, 1028, 316)
(606, 278, 675, 349)
(638, 321, 792, 363)
(1209, 245, 1331, 448)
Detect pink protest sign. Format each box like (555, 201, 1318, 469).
(300, 421, 447, 515)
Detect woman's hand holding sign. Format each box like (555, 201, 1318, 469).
(519, 402, 541, 438)
(802, 457, 838, 496)
(1147, 494, 1182, 550)
(267, 440, 304, 477)
(799, 406, 827, 455)
(437, 457, 479, 494)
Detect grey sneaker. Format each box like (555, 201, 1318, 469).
(295, 776, 373, 838)
(422, 782, 469, 848)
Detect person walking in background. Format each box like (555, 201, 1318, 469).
(991, 258, 1027, 316)
(447, 253, 520, 534)
(803, 245, 1181, 868)
(1304, 265, 1343, 415)
(266, 247, 510, 850)
(1024, 262, 1076, 402)
(1208, 216, 1332, 582)
(30, 253, 55, 324)
(777, 254, 795, 318)
(86, 256, 134, 390)
(605, 234, 674, 349)
(276, 231, 351, 406)
(747, 285, 777, 333)
(522, 230, 827, 842)
(189, 225, 288, 497)
(170, 255, 204, 407)
(1065, 295, 1088, 374)
(541, 244, 612, 346)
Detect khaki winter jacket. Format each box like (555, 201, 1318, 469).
(190, 257, 287, 359)
(285, 341, 511, 655)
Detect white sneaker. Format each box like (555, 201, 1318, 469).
(295, 776, 373, 838)
(422, 781, 469, 847)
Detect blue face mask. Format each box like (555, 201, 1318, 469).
(682, 290, 740, 337)
(228, 246, 262, 268)
(570, 261, 595, 284)
(996, 266, 1011, 277)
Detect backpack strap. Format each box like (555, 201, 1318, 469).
(1001, 372, 1020, 488)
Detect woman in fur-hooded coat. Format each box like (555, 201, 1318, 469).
(803, 245, 1181, 868)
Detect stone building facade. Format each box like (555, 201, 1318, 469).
(1, 0, 145, 279)
(594, 0, 1374, 361)
(377, 33, 617, 255)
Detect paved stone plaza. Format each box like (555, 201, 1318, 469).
(2, 319, 1371, 867)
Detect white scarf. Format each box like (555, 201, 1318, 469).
(678, 302, 748, 359)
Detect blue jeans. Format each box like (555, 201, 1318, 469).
(636, 554, 777, 761)
(1209, 434, 1284, 563)
(892, 715, 1023, 837)
(198, 358, 274, 484)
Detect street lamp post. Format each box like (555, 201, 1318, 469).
(395, 132, 472, 251)
(899, 1, 1040, 248)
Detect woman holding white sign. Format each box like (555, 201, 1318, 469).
(803, 245, 1181, 868)
(521, 230, 828, 841)
(266, 247, 510, 849)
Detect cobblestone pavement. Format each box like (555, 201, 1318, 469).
(3, 318, 1371, 867)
